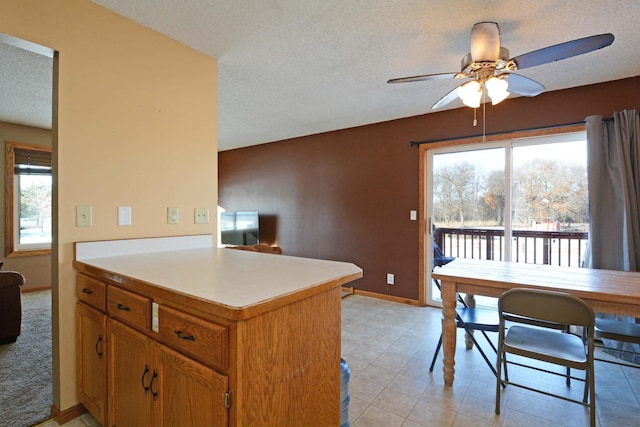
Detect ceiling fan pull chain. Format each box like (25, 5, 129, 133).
(482, 92, 487, 142)
(473, 108, 477, 127)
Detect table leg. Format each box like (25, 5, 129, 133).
(441, 279, 457, 386)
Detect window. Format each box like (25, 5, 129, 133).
(5, 142, 52, 257)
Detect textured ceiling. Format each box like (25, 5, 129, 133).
(0, 41, 52, 130)
(2, 1, 639, 151)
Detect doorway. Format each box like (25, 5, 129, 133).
(422, 128, 589, 307)
(0, 32, 56, 424)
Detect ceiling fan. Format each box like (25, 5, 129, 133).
(388, 22, 614, 110)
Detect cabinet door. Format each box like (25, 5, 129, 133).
(77, 303, 107, 426)
(154, 343, 229, 427)
(107, 319, 153, 427)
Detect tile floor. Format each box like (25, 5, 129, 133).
(38, 294, 640, 426)
(34, 413, 100, 427)
(341, 294, 640, 426)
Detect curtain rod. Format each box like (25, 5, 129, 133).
(408, 116, 614, 147)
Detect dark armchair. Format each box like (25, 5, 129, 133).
(0, 270, 26, 344)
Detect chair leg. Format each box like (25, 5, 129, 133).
(589, 363, 596, 427)
(429, 335, 443, 372)
(495, 344, 504, 414)
(503, 352, 509, 382)
(583, 367, 589, 403)
(466, 328, 495, 374)
(465, 327, 505, 388)
(480, 329, 498, 353)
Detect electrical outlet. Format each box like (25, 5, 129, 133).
(387, 273, 395, 285)
(194, 208, 210, 224)
(167, 207, 179, 224)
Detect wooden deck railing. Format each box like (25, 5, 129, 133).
(434, 227, 589, 268)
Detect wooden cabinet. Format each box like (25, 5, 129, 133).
(77, 302, 107, 426)
(154, 337, 229, 427)
(77, 273, 230, 427)
(107, 318, 228, 427)
(107, 318, 153, 427)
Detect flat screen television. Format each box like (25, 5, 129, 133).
(220, 211, 259, 245)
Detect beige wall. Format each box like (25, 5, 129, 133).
(1, 0, 218, 412)
(0, 121, 52, 290)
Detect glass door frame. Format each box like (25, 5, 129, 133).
(418, 125, 586, 307)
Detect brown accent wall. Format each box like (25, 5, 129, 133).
(219, 76, 640, 302)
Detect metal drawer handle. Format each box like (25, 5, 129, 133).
(82, 288, 93, 294)
(117, 303, 130, 311)
(141, 364, 150, 394)
(174, 330, 195, 341)
(150, 370, 159, 400)
(95, 335, 103, 358)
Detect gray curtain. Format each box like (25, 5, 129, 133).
(586, 109, 640, 363)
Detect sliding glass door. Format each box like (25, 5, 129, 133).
(425, 131, 588, 306)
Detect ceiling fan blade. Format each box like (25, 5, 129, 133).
(432, 85, 462, 110)
(387, 72, 458, 84)
(512, 33, 614, 70)
(504, 73, 545, 96)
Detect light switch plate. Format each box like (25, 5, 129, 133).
(118, 206, 132, 226)
(76, 205, 92, 227)
(194, 208, 210, 224)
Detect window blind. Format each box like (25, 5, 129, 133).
(14, 148, 51, 175)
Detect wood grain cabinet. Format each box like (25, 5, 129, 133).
(76, 302, 107, 426)
(76, 273, 230, 427)
(107, 318, 228, 427)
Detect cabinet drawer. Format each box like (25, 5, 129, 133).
(77, 274, 106, 311)
(107, 286, 150, 331)
(157, 305, 228, 371)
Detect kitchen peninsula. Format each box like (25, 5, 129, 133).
(73, 235, 362, 426)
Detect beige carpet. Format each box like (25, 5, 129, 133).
(0, 290, 53, 427)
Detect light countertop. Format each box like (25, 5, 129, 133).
(74, 235, 362, 310)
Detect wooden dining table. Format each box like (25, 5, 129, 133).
(432, 258, 640, 386)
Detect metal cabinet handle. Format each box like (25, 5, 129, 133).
(150, 370, 159, 400)
(141, 364, 150, 394)
(174, 330, 195, 341)
(95, 335, 103, 358)
(116, 303, 130, 311)
(82, 288, 93, 294)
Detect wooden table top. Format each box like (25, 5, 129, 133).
(432, 258, 640, 309)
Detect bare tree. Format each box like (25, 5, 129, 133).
(483, 170, 505, 226)
(434, 161, 477, 227)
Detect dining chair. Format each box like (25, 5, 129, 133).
(495, 288, 596, 427)
(429, 239, 501, 380)
(594, 317, 640, 367)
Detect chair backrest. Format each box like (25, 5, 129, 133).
(432, 238, 455, 268)
(499, 288, 595, 328)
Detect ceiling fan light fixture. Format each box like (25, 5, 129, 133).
(470, 22, 500, 62)
(458, 80, 482, 108)
(485, 76, 510, 105)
